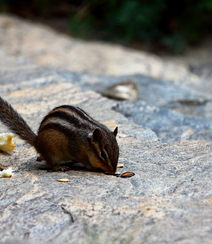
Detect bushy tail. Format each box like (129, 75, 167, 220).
(0, 96, 36, 145)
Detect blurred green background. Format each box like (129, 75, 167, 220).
(1, 0, 212, 53)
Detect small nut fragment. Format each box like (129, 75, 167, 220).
(120, 172, 135, 178)
(57, 178, 69, 182)
(117, 164, 124, 168)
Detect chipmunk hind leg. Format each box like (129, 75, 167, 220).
(34, 129, 71, 170)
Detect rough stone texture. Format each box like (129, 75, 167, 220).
(2, 138, 212, 244)
(1, 15, 212, 244)
(0, 14, 199, 82)
(114, 99, 212, 143)
(1, 51, 212, 244)
(57, 71, 212, 142)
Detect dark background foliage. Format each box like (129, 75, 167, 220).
(1, 0, 212, 53)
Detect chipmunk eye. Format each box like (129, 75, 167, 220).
(100, 151, 107, 159)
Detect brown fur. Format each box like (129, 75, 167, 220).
(35, 129, 71, 168)
(0, 96, 119, 173)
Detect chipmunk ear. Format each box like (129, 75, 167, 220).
(113, 127, 118, 137)
(90, 128, 102, 142)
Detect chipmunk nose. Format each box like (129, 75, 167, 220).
(104, 164, 116, 174)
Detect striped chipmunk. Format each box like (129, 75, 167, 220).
(0, 96, 119, 174)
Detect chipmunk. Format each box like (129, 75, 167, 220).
(0, 96, 119, 173)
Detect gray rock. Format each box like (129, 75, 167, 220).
(1, 135, 212, 244)
(114, 100, 212, 142)
(59, 71, 212, 142)
(0, 14, 199, 82)
(1, 35, 212, 244)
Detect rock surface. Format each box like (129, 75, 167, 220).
(0, 15, 212, 244)
(58, 71, 212, 142)
(0, 14, 199, 82)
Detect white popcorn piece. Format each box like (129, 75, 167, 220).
(0, 133, 15, 154)
(0, 167, 13, 178)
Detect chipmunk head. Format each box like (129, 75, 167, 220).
(88, 127, 119, 174)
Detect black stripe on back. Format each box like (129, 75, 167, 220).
(53, 105, 91, 121)
(38, 123, 75, 137)
(53, 105, 100, 125)
(76, 107, 97, 121)
(52, 105, 109, 131)
(76, 107, 109, 131)
(39, 111, 85, 130)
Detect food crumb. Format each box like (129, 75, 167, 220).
(120, 172, 135, 178)
(0, 133, 15, 154)
(0, 167, 13, 178)
(57, 178, 69, 182)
